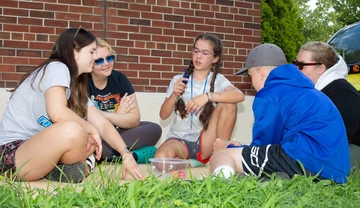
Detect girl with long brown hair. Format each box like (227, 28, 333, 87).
(154, 33, 244, 166)
(0, 27, 143, 182)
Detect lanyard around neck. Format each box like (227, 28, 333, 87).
(189, 73, 209, 129)
(190, 73, 209, 99)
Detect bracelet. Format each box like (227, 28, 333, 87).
(206, 92, 210, 102)
(119, 147, 130, 155)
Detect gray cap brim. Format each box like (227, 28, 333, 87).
(235, 67, 249, 75)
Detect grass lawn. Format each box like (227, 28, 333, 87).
(1, 163, 359, 207)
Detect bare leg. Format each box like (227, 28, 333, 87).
(15, 121, 90, 181)
(154, 139, 188, 159)
(200, 103, 237, 160)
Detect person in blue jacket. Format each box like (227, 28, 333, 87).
(210, 43, 351, 183)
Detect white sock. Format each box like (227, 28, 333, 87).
(213, 165, 235, 179)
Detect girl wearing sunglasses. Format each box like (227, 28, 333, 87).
(296, 41, 360, 167)
(0, 28, 144, 182)
(88, 38, 161, 164)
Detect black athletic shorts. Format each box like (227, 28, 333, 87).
(240, 144, 320, 178)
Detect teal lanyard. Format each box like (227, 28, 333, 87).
(190, 73, 209, 129)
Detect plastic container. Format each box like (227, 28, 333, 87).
(149, 158, 188, 179)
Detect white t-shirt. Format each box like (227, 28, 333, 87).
(0, 61, 71, 145)
(165, 71, 233, 142)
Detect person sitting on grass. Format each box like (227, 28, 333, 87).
(88, 38, 162, 164)
(0, 27, 143, 183)
(210, 43, 350, 183)
(295, 41, 360, 167)
(154, 33, 245, 167)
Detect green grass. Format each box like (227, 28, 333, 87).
(1, 164, 359, 208)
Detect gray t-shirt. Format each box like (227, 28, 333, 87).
(0, 62, 71, 145)
(165, 71, 233, 142)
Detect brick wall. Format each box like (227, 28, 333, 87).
(0, 0, 261, 95)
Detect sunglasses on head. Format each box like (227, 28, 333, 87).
(94, 55, 115, 66)
(292, 60, 322, 70)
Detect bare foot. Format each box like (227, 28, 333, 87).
(213, 138, 229, 152)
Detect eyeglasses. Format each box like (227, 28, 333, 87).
(94, 55, 115, 66)
(292, 60, 322, 70)
(192, 48, 215, 56)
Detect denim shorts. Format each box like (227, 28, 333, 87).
(0, 140, 25, 175)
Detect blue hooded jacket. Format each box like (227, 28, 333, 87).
(251, 64, 350, 183)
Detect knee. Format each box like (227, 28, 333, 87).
(217, 103, 237, 114)
(57, 121, 86, 145)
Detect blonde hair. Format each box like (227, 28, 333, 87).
(97, 38, 116, 56)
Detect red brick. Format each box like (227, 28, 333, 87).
(235, 15, 253, 22)
(195, 24, 215, 32)
(16, 65, 34, 73)
(4, 40, 28, 48)
(174, 8, 194, 16)
(152, 20, 173, 28)
(29, 58, 46, 65)
(30, 10, 54, 19)
(18, 17, 43, 26)
(141, 12, 162, 20)
(4, 8, 28, 16)
(55, 12, 80, 21)
(0, 16, 17, 24)
(0, 65, 16, 72)
(12, 33, 23, 40)
(17, 50, 42, 57)
(107, 16, 128, 24)
(140, 57, 161, 64)
(0, 32, 11, 39)
(151, 79, 171, 86)
(225, 20, 243, 28)
(29, 42, 54, 50)
(45, 3, 69, 12)
(2, 73, 25, 81)
(117, 10, 140, 18)
(30, 26, 55, 34)
(205, 19, 225, 26)
(174, 23, 194, 30)
(174, 37, 194, 45)
(1, 0, 19, 7)
(168, 0, 180, 7)
(117, 55, 138, 63)
(0, 49, 15, 56)
(5, 81, 19, 89)
(129, 63, 151, 71)
(19, 1, 44, 9)
(164, 29, 184, 36)
(185, 16, 205, 24)
(162, 58, 182, 65)
(129, 33, 151, 41)
(152, 64, 172, 71)
(152, 6, 172, 14)
(173, 51, 190, 59)
(216, 26, 234, 34)
(139, 71, 161, 78)
(59, 0, 81, 4)
(45, 19, 68, 27)
(129, 4, 151, 12)
(69, 5, 93, 13)
(130, 78, 150, 85)
(129, 48, 150, 56)
(115, 39, 134, 48)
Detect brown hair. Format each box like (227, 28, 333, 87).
(174, 33, 223, 130)
(10, 27, 97, 118)
(300, 41, 338, 70)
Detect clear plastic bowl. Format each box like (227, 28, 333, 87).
(149, 158, 188, 179)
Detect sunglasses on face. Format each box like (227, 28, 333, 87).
(94, 55, 115, 66)
(292, 60, 322, 70)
